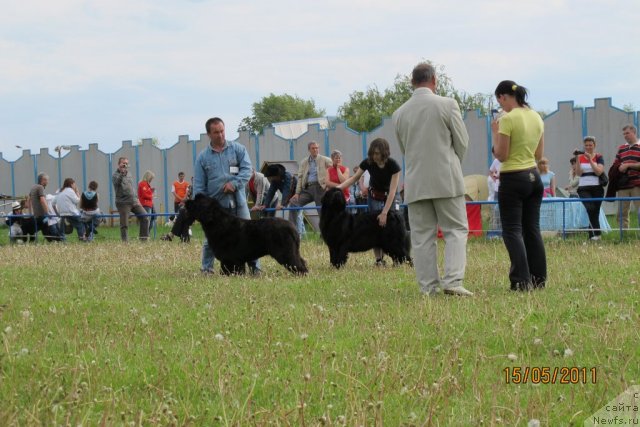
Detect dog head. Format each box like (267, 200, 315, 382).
(321, 188, 347, 215)
(184, 193, 223, 224)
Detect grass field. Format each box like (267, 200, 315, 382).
(0, 226, 638, 426)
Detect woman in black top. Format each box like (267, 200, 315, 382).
(337, 138, 402, 265)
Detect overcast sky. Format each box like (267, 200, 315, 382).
(1, 0, 639, 160)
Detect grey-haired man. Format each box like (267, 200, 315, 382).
(288, 141, 332, 230)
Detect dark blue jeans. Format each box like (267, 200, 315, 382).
(498, 168, 547, 289)
(63, 215, 85, 240)
(577, 185, 604, 238)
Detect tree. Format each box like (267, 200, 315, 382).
(335, 85, 387, 133)
(338, 62, 492, 132)
(238, 93, 326, 134)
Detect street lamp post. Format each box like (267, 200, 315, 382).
(54, 145, 71, 189)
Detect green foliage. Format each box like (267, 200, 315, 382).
(338, 62, 493, 132)
(238, 93, 326, 134)
(335, 84, 387, 133)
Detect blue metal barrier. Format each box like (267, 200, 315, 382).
(3, 196, 640, 243)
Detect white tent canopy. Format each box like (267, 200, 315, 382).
(272, 117, 329, 139)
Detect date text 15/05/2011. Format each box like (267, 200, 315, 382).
(504, 367, 597, 384)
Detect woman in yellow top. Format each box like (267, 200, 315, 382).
(491, 81, 546, 291)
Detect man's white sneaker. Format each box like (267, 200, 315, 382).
(443, 286, 474, 297)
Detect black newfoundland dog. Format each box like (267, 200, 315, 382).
(320, 188, 412, 268)
(184, 194, 308, 275)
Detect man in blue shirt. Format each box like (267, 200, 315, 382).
(194, 117, 260, 274)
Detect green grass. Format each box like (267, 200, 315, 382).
(0, 232, 638, 426)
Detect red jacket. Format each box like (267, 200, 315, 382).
(138, 181, 154, 207)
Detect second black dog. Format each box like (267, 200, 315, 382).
(320, 188, 411, 268)
(184, 194, 308, 275)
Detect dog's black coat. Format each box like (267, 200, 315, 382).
(184, 194, 307, 275)
(320, 188, 411, 268)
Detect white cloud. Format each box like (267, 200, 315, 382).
(1, 0, 640, 158)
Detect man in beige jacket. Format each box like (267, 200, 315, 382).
(288, 141, 332, 228)
(392, 62, 472, 296)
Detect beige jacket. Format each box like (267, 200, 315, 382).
(392, 87, 469, 203)
(295, 154, 332, 194)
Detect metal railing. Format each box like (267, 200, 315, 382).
(2, 196, 639, 243)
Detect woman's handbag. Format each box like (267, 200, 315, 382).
(598, 173, 609, 187)
(63, 218, 74, 234)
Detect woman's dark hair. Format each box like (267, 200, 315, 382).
(62, 178, 75, 189)
(264, 163, 286, 179)
(367, 138, 390, 164)
(88, 181, 98, 191)
(494, 80, 529, 107)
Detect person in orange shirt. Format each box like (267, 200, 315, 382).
(171, 172, 190, 214)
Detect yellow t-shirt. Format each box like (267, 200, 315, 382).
(498, 108, 544, 172)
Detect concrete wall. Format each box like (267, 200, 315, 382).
(1, 98, 637, 214)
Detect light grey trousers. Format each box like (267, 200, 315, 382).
(288, 183, 324, 225)
(408, 196, 468, 294)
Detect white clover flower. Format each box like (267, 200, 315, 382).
(300, 333, 308, 340)
(533, 338, 543, 345)
(564, 348, 574, 357)
(528, 419, 541, 427)
(214, 333, 224, 341)
(507, 353, 518, 361)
